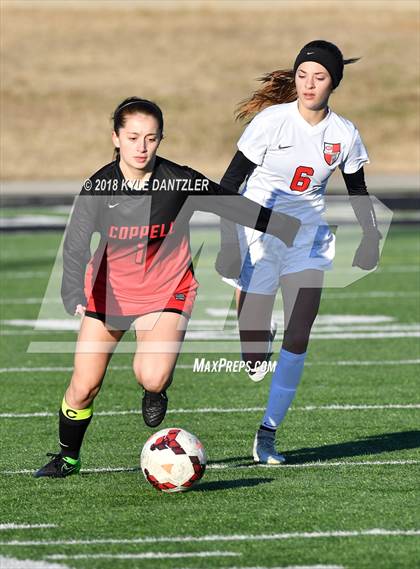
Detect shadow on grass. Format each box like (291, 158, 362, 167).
(193, 477, 274, 492)
(285, 430, 420, 464)
(207, 430, 420, 467)
(77, 430, 419, 478)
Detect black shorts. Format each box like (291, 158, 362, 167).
(85, 308, 190, 331)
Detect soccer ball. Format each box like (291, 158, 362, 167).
(140, 428, 207, 493)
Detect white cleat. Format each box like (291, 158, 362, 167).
(253, 429, 286, 464)
(247, 322, 278, 383)
(248, 364, 270, 383)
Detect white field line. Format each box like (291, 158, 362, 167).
(0, 525, 57, 531)
(1, 403, 419, 419)
(166, 566, 345, 569)
(168, 566, 345, 569)
(3, 460, 420, 476)
(47, 551, 239, 560)
(0, 290, 419, 305)
(323, 292, 419, 299)
(0, 557, 74, 569)
(199, 292, 420, 301)
(2, 318, 420, 334)
(184, 331, 420, 340)
(2, 331, 420, 340)
(197, 267, 419, 276)
(1, 528, 419, 547)
(0, 359, 419, 375)
(206, 460, 420, 470)
(1, 265, 418, 282)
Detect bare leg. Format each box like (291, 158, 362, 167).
(65, 316, 125, 409)
(133, 311, 189, 392)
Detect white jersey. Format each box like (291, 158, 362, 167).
(238, 100, 369, 224)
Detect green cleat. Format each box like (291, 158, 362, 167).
(33, 453, 81, 478)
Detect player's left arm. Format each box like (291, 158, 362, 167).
(216, 151, 257, 278)
(189, 168, 301, 248)
(342, 167, 382, 270)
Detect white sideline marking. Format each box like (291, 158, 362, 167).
(179, 566, 345, 569)
(324, 292, 419, 299)
(47, 551, 239, 560)
(1, 403, 419, 419)
(183, 566, 345, 569)
(207, 460, 420, 471)
(202, 292, 419, 303)
(169, 565, 345, 569)
(2, 329, 420, 340)
(305, 359, 420, 366)
(0, 525, 57, 531)
(0, 359, 419, 375)
(0, 290, 417, 303)
(0, 367, 75, 374)
(3, 317, 420, 334)
(206, 311, 396, 321)
(309, 332, 420, 339)
(3, 460, 420, 476)
(0, 557, 74, 569)
(1, 528, 419, 547)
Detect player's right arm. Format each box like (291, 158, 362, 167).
(61, 187, 99, 315)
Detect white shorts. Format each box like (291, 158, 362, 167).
(223, 223, 335, 295)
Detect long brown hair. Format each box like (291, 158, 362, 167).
(236, 69, 297, 122)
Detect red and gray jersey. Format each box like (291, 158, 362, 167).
(61, 156, 299, 315)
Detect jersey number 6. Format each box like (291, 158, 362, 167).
(290, 166, 314, 192)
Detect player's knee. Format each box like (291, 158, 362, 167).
(67, 377, 101, 408)
(134, 365, 170, 393)
(282, 327, 311, 353)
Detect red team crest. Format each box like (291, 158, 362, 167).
(323, 142, 341, 165)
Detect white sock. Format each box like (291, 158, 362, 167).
(261, 348, 307, 430)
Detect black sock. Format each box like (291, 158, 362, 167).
(59, 409, 92, 460)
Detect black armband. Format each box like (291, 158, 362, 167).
(342, 167, 369, 196)
(342, 167, 380, 235)
(218, 151, 257, 259)
(220, 151, 257, 194)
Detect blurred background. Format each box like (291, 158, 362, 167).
(0, 0, 419, 217)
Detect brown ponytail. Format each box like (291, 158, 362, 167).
(236, 69, 297, 122)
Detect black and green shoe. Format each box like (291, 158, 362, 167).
(33, 453, 81, 478)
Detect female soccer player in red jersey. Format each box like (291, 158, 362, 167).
(216, 40, 382, 464)
(34, 97, 300, 478)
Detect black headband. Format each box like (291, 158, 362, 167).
(293, 45, 344, 88)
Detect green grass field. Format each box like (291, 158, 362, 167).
(0, 223, 419, 569)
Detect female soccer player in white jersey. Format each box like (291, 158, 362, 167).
(216, 40, 381, 464)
